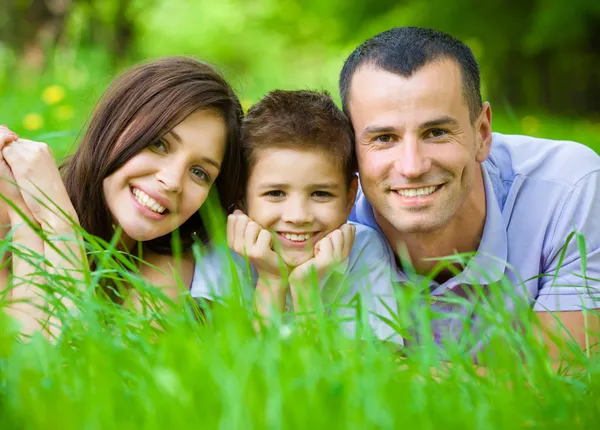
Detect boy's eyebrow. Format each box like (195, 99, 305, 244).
(310, 183, 341, 189)
(166, 130, 221, 170)
(259, 183, 290, 189)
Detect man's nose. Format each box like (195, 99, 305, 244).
(393, 137, 431, 179)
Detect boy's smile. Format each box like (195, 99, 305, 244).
(245, 147, 357, 268)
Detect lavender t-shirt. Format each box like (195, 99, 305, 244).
(350, 132, 600, 349)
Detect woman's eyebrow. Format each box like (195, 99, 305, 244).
(165, 131, 221, 170)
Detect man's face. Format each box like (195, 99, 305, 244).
(347, 60, 491, 237)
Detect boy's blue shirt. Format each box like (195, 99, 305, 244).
(191, 222, 403, 345)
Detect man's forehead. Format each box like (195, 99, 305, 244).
(347, 61, 468, 121)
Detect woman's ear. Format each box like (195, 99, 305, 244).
(346, 174, 359, 214)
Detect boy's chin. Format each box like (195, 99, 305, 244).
(282, 251, 314, 269)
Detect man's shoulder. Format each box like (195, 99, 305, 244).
(488, 132, 600, 186)
(347, 221, 393, 268)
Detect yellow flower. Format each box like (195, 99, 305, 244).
(42, 85, 66, 105)
(54, 105, 74, 122)
(22, 113, 44, 131)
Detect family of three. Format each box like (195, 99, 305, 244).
(1, 27, 599, 357)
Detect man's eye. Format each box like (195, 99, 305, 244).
(374, 134, 393, 144)
(191, 167, 209, 182)
(428, 129, 447, 138)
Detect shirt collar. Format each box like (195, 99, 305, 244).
(354, 165, 508, 287)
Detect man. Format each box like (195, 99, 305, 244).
(341, 27, 600, 357)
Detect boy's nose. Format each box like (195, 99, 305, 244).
(281, 198, 314, 224)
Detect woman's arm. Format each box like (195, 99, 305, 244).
(1, 128, 87, 337)
(1, 136, 87, 284)
(0, 127, 54, 336)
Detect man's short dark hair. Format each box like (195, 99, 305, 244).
(241, 90, 356, 188)
(339, 27, 483, 123)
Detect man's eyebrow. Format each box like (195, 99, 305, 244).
(419, 116, 459, 129)
(360, 125, 398, 139)
(167, 130, 221, 170)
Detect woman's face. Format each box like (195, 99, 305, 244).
(102, 109, 227, 248)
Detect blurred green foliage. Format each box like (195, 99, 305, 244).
(1, 0, 599, 157)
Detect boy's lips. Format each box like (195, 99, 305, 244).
(276, 231, 319, 248)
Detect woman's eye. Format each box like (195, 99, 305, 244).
(191, 167, 209, 182)
(150, 139, 168, 152)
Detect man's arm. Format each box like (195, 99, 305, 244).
(534, 171, 600, 357)
(535, 310, 600, 360)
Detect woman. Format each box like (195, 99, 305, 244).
(0, 56, 243, 336)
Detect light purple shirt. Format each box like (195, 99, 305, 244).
(350, 132, 600, 348)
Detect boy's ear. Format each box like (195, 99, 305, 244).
(235, 198, 247, 213)
(346, 175, 359, 213)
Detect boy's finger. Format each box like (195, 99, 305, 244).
(255, 229, 273, 253)
(226, 214, 236, 248)
(245, 221, 261, 248)
(329, 230, 344, 261)
(234, 215, 249, 252)
(340, 224, 355, 258)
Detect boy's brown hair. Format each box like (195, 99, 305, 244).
(241, 90, 356, 192)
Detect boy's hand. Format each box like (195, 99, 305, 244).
(227, 210, 288, 283)
(289, 223, 356, 286)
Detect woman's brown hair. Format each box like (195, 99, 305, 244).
(61, 56, 243, 253)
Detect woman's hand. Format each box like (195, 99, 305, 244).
(1, 134, 78, 230)
(0, 126, 26, 215)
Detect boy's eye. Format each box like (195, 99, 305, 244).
(150, 139, 168, 152)
(312, 191, 333, 198)
(191, 167, 209, 182)
(265, 190, 285, 198)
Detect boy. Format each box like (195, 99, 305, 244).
(191, 90, 401, 345)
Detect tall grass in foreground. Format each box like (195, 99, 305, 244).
(0, 199, 599, 429)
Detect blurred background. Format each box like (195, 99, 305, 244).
(1, 0, 599, 160)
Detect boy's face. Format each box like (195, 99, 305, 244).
(245, 147, 357, 268)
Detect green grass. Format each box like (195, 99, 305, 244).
(1, 52, 600, 429)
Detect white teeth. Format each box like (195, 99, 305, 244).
(132, 188, 167, 214)
(395, 185, 439, 197)
(283, 232, 313, 242)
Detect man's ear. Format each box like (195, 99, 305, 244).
(475, 102, 493, 163)
(346, 174, 359, 214)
